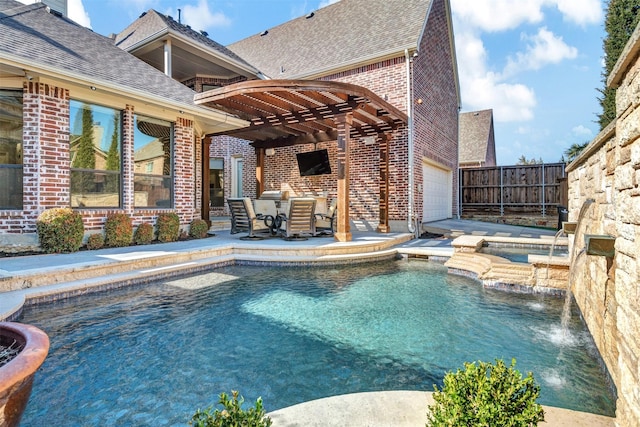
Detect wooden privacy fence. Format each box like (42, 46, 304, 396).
(459, 163, 567, 217)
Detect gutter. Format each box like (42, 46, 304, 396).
(405, 49, 415, 234)
(1, 53, 247, 130)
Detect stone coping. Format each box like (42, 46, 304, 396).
(268, 390, 615, 426)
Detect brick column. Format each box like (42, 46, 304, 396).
(121, 105, 135, 215)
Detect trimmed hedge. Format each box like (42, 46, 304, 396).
(36, 208, 84, 253)
(104, 213, 133, 247)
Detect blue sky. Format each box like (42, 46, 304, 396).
(22, 0, 606, 165)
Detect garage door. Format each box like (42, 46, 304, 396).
(422, 162, 452, 222)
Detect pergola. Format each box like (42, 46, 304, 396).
(195, 80, 408, 242)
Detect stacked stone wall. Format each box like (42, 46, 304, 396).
(566, 31, 640, 426)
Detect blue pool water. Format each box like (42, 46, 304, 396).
(19, 260, 615, 426)
(479, 245, 569, 263)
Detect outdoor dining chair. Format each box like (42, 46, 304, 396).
(279, 197, 317, 240)
(314, 198, 337, 237)
(227, 198, 272, 240)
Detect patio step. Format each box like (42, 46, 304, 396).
(482, 262, 535, 286)
(445, 252, 535, 287)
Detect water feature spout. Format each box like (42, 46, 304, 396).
(545, 228, 567, 281)
(562, 198, 595, 333)
(584, 235, 615, 258)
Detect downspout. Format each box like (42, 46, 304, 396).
(405, 49, 415, 233)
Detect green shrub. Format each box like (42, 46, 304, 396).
(156, 212, 180, 243)
(134, 222, 154, 245)
(86, 233, 105, 250)
(104, 212, 133, 247)
(190, 390, 272, 427)
(189, 219, 209, 239)
(36, 208, 84, 253)
(427, 359, 544, 427)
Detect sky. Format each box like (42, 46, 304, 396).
(20, 0, 607, 165)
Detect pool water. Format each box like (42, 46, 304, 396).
(19, 260, 615, 426)
(479, 245, 569, 263)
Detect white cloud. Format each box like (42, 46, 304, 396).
(166, 0, 231, 32)
(451, 0, 546, 32)
(503, 27, 577, 76)
(68, 0, 91, 28)
(451, 0, 600, 125)
(572, 124, 593, 137)
(555, 0, 603, 25)
(454, 27, 537, 122)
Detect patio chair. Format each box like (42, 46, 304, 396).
(315, 198, 337, 237)
(227, 198, 271, 240)
(279, 197, 317, 240)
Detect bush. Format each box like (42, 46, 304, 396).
(36, 208, 84, 253)
(86, 233, 105, 250)
(427, 359, 544, 427)
(190, 390, 272, 427)
(156, 212, 180, 243)
(189, 219, 209, 239)
(104, 213, 133, 247)
(134, 222, 154, 245)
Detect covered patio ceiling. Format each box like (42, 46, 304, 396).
(194, 79, 408, 147)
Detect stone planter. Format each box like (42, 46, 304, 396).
(0, 322, 50, 427)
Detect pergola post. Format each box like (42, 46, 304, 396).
(377, 133, 391, 233)
(335, 113, 352, 242)
(256, 147, 265, 197)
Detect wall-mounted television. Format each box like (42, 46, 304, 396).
(296, 149, 332, 176)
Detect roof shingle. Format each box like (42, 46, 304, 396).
(228, 0, 431, 79)
(0, 1, 198, 107)
(459, 109, 495, 165)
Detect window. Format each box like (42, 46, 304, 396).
(69, 100, 122, 208)
(133, 115, 173, 208)
(0, 89, 23, 209)
(231, 157, 243, 198)
(209, 158, 224, 207)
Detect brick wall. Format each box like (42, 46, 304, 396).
(412, 0, 459, 218)
(0, 82, 70, 236)
(0, 82, 203, 247)
(208, 135, 256, 216)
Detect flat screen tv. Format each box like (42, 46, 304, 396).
(296, 149, 332, 176)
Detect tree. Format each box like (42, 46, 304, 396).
(516, 155, 543, 165)
(72, 104, 95, 169)
(71, 104, 95, 193)
(106, 113, 120, 171)
(105, 113, 120, 193)
(597, 0, 640, 130)
(564, 142, 590, 163)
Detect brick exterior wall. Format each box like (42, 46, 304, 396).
(207, 0, 459, 230)
(0, 82, 70, 236)
(208, 135, 256, 216)
(412, 0, 459, 218)
(0, 82, 202, 247)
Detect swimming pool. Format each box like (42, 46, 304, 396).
(18, 260, 615, 425)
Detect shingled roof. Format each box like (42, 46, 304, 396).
(0, 0, 226, 112)
(228, 0, 431, 79)
(459, 109, 496, 167)
(114, 9, 258, 76)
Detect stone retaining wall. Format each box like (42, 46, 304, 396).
(565, 23, 640, 427)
